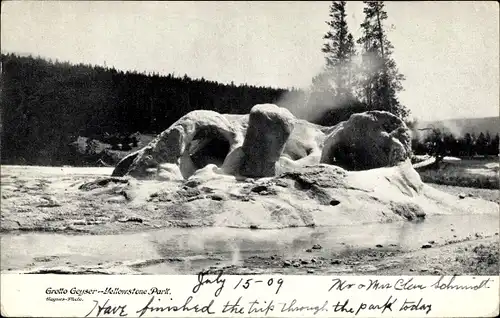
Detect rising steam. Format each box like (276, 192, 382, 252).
(230, 241, 242, 266)
(276, 52, 385, 123)
(413, 119, 467, 142)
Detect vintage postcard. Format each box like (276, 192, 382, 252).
(1, 1, 498, 317)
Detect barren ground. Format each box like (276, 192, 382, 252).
(1, 165, 498, 275)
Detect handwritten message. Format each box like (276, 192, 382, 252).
(1, 273, 497, 317)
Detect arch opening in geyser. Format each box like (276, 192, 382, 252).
(187, 126, 231, 171)
(322, 141, 379, 171)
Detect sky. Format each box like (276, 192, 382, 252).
(1, 1, 499, 122)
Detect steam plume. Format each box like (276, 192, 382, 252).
(276, 52, 383, 123)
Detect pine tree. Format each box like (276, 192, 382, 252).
(357, 1, 408, 119)
(313, 1, 357, 103)
(484, 131, 492, 156)
(491, 133, 500, 156)
(322, 1, 357, 100)
(463, 133, 473, 157)
(476, 132, 486, 155)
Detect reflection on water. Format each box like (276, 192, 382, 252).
(1, 214, 498, 273)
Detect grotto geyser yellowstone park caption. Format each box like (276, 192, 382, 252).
(1, 272, 498, 317)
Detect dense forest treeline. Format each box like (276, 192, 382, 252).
(1, 53, 296, 165)
(412, 129, 499, 158)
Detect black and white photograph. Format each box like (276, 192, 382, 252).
(1, 0, 498, 283)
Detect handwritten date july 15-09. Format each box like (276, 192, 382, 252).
(191, 269, 284, 297)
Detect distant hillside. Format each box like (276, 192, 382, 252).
(417, 116, 500, 136)
(0, 53, 292, 165)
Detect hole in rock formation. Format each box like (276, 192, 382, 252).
(324, 141, 375, 171)
(285, 146, 314, 161)
(188, 126, 231, 170)
(330, 199, 341, 206)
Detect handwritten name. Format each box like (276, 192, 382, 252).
(430, 276, 492, 291)
(364, 278, 427, 291)
(329, 276, 492, 293)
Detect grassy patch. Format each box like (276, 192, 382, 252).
(428, 183, 499, 203)
(417, 159, 499, 189)
(456, 241, 499, 275)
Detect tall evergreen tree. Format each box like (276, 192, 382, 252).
(320, 1, 357, 101)
(476, 132, 487, 156)
(357, 1, 408, 119)
(491, 133, 500, 156)
(308, 1, 363, 125)
(311, 1, 357, 102)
